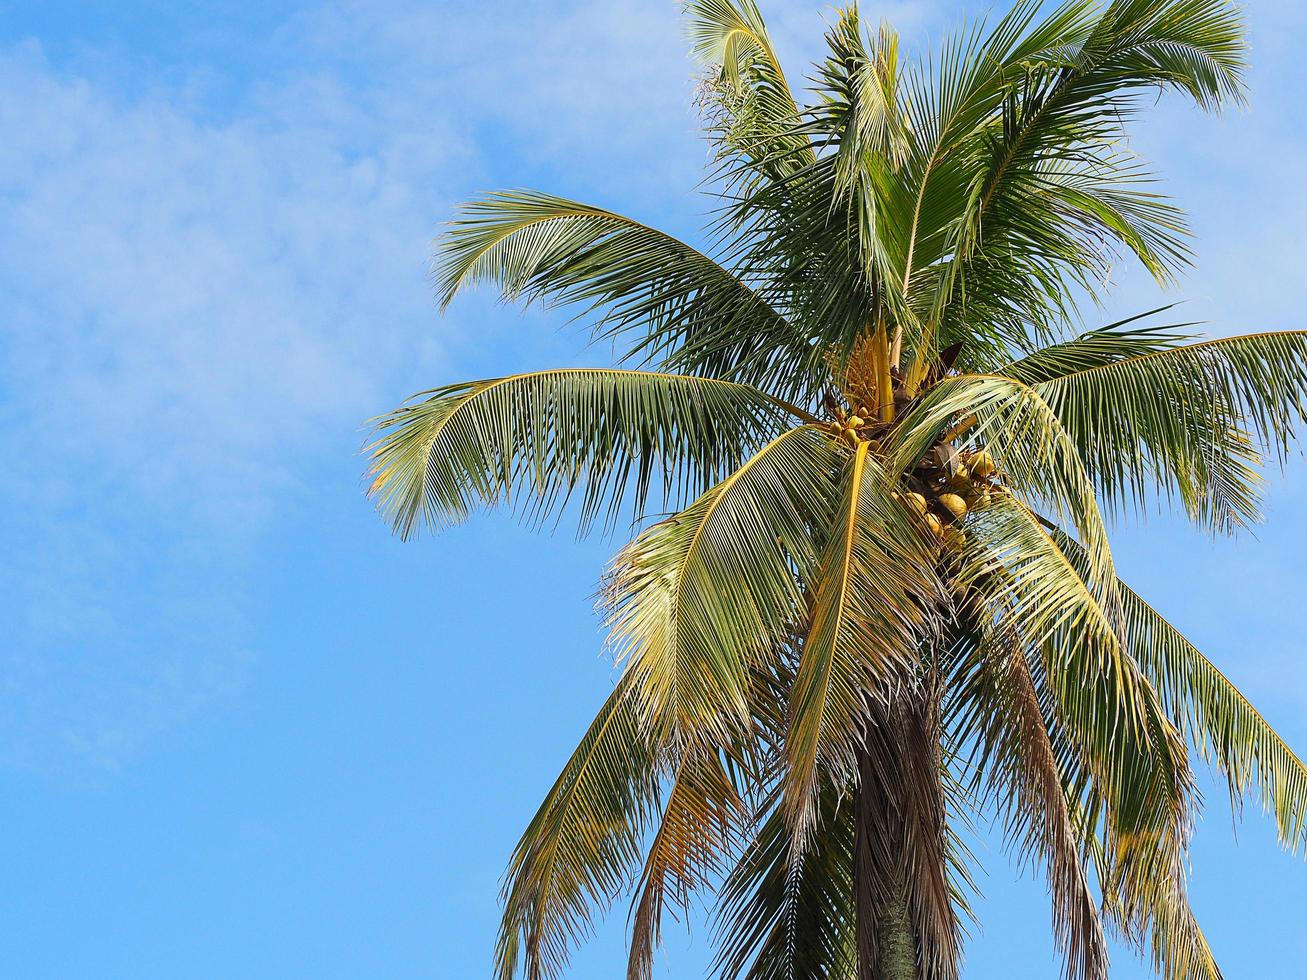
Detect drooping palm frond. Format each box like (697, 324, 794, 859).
(957, 498, 1192, 861)
(1029, 331, 1307, 531)
(604, 424, 840, 748)
(949, 625, 1108, 980)
(968, 506, 1208, 980)
(1135, 879, 1223, 980)
(432, 191, 813, 391)
(714, 786, 856, 980)
(1080, 810, 1223, 980)
(628, 747, 748, 980)
(367, 368, 806, 538)
(1049, 524, 1307, 855)
(496, 678, 658, 980)
(783, 441, 945, 849)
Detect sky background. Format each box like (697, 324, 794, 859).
(1, 1, 1305, 977)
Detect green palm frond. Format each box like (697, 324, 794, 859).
(818, 16, 911, 189)
(1032, 331, 1307, 532)
(999, 308, 1195, 384)
(889, 0, 1092, 276)
(604, 424, 840, 747)
(686, 0, 815, 181)
(925, 0, 1246, 341)
(432, 191, 811, 389)
(958, 499, 1191, 855)
(367, 368, 806, 538)
(784, 441, 945, 848)
(496, 678, 657, 980)
(1050, 524, 1307, 855)
(714, 787, 856, 980)
(806, 11, 912, 316)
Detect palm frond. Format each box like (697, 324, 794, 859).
(432, 190, 809, 389)
(949, 625, 1108, 980)
(1083, 817, 1223, 980)
(1029, 331, 1307, 531)
(628, 747, 748, 980)
(892, 0, 1103, 339)
(605, 424, 840, 748)
(783, 441, 945, 849)
(713, 786, 856, 980)
(497, 678, 658, 980)
(367, 368, 805, 538)
(1050, 524, 1307, 855)
(957, 498, 1192, 864)
(922, 0, 1247, 346)
(999, 307, 1195, 384)
(686, 0, 815, 182)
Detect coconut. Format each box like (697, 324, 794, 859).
(937, 493, 967, 520)
(924, 513, 943, 536)
(829, 419, 844, 433)
(848, 415, 864, 429)
(970, 450, 996, 479)
(941, 527, 965, 551)
(866, 439, 882, 452)
(905, 491, 928, 516)
(947, 464, 971, 488)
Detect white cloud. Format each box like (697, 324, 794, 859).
(0, 0, 767, 775)
(2, 0, 1305, 776)
(0, 28, 474, 772)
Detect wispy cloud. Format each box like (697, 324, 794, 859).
(1, 0, 1304, 777)
(0, 0, 793, 775)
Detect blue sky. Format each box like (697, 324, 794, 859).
(1, 1, 1305, 977)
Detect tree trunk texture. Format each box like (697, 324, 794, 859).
(854, 665, 953, 980)
(876, 889, 918, 980)
(854, 744, 919, 980)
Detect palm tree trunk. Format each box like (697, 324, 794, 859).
(854, 746, 919, 980)
(876, 887, 918, 980)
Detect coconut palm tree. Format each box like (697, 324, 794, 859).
(367, 1, 1307, 978)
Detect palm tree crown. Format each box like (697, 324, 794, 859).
(367, 2, 1307, 978)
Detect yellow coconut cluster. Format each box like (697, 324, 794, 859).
(820, 330, 1004, 552)
(890, 448, 1004, 550)
(827, 401, 885, 450)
